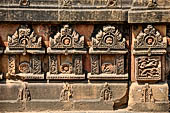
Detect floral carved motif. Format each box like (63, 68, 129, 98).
(92, 26, 125, 49)
(19, 0, 30, 7)
(136, 56, 161, 81)
(60, 63, 73, 74)
(100, 83, 112, 101)
(8, 25, 42, 49)
(19, 62, 30, 73)
(50, 25, 84, 49)
(134, 25, 166, 49)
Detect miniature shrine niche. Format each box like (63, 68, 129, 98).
(47, 25, 87, 80)
(5, 24, 45, 80)
(88, 25, 128, 80)
(133, 25, 167, 82)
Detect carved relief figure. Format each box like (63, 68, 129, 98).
(92, 26, 125, 49)
(100, 83, 112, 101)
(137, 56, 161, 80)
(18, 84, 31, 102)
(141, 83, 154, 102)
(50, 25, 84, 49)
(101, 63, 114, 74)
(60, 83, 73, 101)
(134, 25, 166, 49)
(8, 24, 42, 49)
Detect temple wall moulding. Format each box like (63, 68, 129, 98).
(88, 25, 128, 80)
(5, 25, 45, 80)
(47, 25, 87, 80)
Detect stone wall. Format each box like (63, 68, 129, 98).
(0, 0, 169, 112)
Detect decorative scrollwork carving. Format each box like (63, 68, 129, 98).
(136, 56, 161, 81)
(134, 25, 166, 49)
(50, 25, 84, 49)
(8, 55, 16, 75)
(8, 25, 42, 49)
(91, 55, 100, 75)
(60, 83, 73, 101)
(62, 0, 72, 6)
(31, 55, 41, 74)
(100, 83, 112, 101)
(74, 55, 83, 75)
(92, 26, 125, 49)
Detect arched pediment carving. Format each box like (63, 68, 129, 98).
(50, 25, 84, 49)
(134, 25, 166, 49)
(92, 26, 125, 49)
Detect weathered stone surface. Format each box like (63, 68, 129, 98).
(128, 82, 169, 112)
(0, 82, 128, 112)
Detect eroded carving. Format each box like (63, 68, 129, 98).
(60, 63, 73, 74)
(50, 25, 84, 49)
(91, 55, 100, 75)
(8, 25, 42, 49)
(136, 56, 161, 81)
(60, 83, 73, 101)
(106, 0, 117, 7)
(19, 62, 30, 73)
(116, 55, 124, 74)
(63, 0, 72, 6)
(141, 83, 154, 103)
(92, 26, 125, 49)
(8, 55, 16, 75)
(19, 0, 30, 7)
(134, 25, 166, 49)
(18, 84, 31, 102)
(49, 55, 58, 74)
(100, 83, 112, 101)
(148, 0, 157, 8)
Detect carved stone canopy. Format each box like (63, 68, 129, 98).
(89, 26, 127, 54)
(48, 25, 86, 55)
(5, 25, 45, 54)
(133, 25, 167, 55)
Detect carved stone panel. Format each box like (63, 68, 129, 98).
(100, 83, 112, 101)
(135, 56, 161, 81)
(7, 55, 44, 80)
(49, 55, 58, 74)
(60, 83, 73, 102)
(91, 55, 100, 75)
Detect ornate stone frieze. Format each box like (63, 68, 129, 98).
(60, 83, 73, 102)
(91, 26, 125, 50)
(17, 84, 31, 102)
(50, 25, 84, 49)
(136, 56, 161, 81)
(100, 83, 112, 101)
